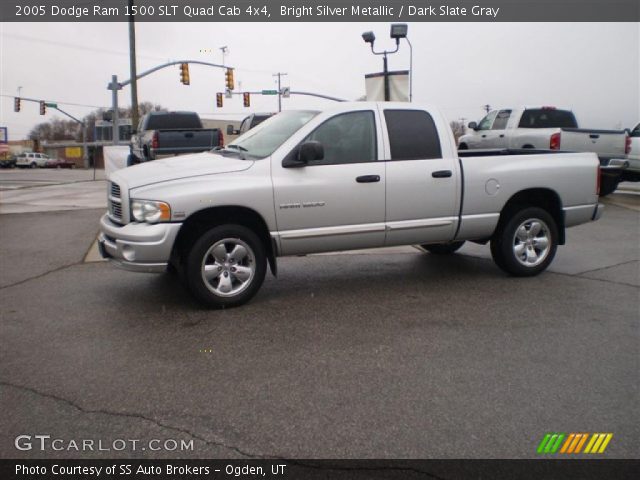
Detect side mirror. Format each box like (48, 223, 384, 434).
(283, 141, 324, 168)
(299, 141, 324, 163)
(468, 121, 478, 130)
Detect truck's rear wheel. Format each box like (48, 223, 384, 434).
(184, 225, 266, 308)
(421, 241, 465, 254)
(490, 207, 557, 277)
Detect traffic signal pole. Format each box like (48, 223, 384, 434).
(107, 59, 230, 145)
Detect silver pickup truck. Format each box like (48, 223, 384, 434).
(99, 102, 603, 308)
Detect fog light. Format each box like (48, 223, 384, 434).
(122, 244, 136, 262)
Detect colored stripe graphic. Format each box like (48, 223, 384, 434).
(537, 433, 565, 454)
(539, 433, 613, 454)
(584, 433, 613, 454)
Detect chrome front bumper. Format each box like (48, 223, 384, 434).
(98, 214, 182, 273)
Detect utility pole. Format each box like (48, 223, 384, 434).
(128, 0, 139, 131)
(273, 72, 288, 112)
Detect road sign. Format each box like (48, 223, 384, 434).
(45, 103, 58, 108)
(281, 87, 290, 98)
(261, 90, 278, 95)
(225, 89, 233, 99)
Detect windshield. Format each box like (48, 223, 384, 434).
(228, 110, 319, 158)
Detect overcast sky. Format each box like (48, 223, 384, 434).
(1, 22, 638, 140)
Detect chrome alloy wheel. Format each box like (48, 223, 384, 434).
(201, 238, 256, 297)
(512, 218, 551, 267)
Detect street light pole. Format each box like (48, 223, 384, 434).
(128, 0, 139, 131)
(382, 53, 390, 102)
(405, 36, 413, 102)
(109, 75, 121, 145)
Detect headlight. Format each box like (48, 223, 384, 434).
(131, 200, 171, 223)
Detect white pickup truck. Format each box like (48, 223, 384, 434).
(627, 122, 640, 181)
(458, 107, 630, 195)
(99, 102, 603, 308)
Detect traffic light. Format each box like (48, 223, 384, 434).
(39, 100, 46, 115)
(216, 93, 223, 108)
(225, 68, 234, 91)
(14, 97, 20, 112)
(243, 92, 250, 108)
(180, 63, 190, 85)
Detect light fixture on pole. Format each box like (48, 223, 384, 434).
(362, 24, 408, 101)
(390, 24, 412, 102)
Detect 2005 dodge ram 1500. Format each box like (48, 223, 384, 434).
(99, 102, 603, 308)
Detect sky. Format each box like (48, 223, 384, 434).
(1, 21, 638, 140)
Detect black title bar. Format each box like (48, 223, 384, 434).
(1, 0, 639, 22)
(3, 459, 640, 480)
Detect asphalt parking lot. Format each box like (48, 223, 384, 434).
(0, 169, 638, 459)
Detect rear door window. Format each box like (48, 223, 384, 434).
(384, 110, 442, 160)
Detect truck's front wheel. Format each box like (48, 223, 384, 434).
(490, 207, 558, 277)
(184, 225, 266, 308)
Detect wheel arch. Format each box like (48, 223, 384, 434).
(497, 188, 565, 245)
(172, 205, 277, 276)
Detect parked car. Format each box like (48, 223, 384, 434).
(129, 111, 223, 165)
(458, 107, 630, 195)
(625, 122, 640, 182)
(100, 102, 603, 308)
(44, 157, 75, 169)
(16, 152, 50, 168)
(0, 156, 17, 168)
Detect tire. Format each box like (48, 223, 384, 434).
(30, 162, 37, 169)
(183, 224, 267, 308)
(598, 175, 619, 196)
(490, 207, 558, 277)
(458, 143, 469, 150)
(422, 241, 465, 254)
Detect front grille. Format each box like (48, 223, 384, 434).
(110, 201, 122, 219)
(108, 181, 124, 222)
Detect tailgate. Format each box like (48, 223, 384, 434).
(560, 128, 627, 159)
(157, 130, 216, 152)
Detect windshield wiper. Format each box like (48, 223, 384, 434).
(215, 146, 247, 160)
(227, 144, 248, 152)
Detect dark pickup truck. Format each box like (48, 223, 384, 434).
(129, 111, 223, 165)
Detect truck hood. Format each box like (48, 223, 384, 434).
(110, 151, 254, 189)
